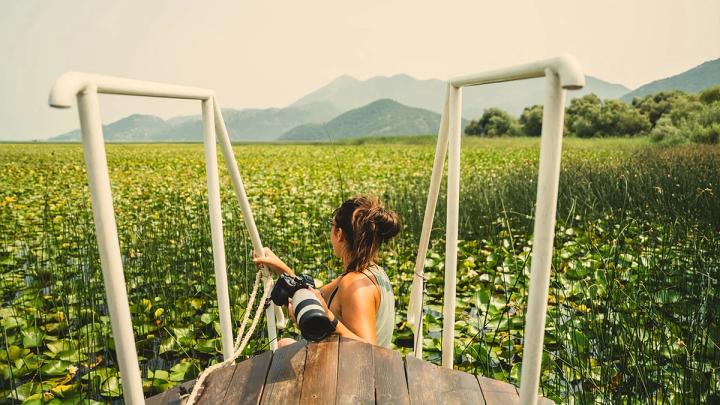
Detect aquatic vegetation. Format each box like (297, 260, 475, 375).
(1, 139, 718, 403)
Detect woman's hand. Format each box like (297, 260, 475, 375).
(252, 247, 295, 277)
(287, 287, 333, 329)
(309, 287, 334, 319)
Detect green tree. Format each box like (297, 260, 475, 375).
(566, 94, 650, 137)
(519, 105, 543, 136)
(632, 90, 696, 127)
(465, 108, 520, 137)
(699, 85, 720, 105)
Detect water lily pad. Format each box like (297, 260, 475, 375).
(40, 359, 72, 376)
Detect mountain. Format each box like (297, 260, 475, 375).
(49, 103, 339, 142)
(52, 114, 168, 141)
(280, 99, 467, 141)
(621, 58, 720, 102)
(290, 73, 631, 119)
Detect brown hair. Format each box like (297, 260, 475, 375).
(333, 195, 401, 273)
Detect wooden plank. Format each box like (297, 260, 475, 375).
(476, 376, 519, 405)
(299, 335, 340, 405)
(260, 340, 308, 405)
(404, 354, 440, 405)
(195, 363, 238, 404)
(145, 379, 196, 405)
(373, 345, 410, 405)
(336, 337, 374, 405)
(434, 366, 485, 405)
(223, 350, 275, 405)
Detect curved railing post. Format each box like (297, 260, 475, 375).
(517, 68, 567, 405)
(407, 55, 584, 404)
(76, 85, 145, 405)
(49, 72, 281, 402)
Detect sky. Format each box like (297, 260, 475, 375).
(1, 0, 718, 141)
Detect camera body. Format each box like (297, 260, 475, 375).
(271, 273, 333, 342)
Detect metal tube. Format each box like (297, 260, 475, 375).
(213, 99, 280, 350)
(518, 69, 567, 405)
(407, 85, 451, 358)
(49, 71, 213, 108)
(76, 86, 144, 405)
(441, 85, 462, 368)
(450, 55, 584, 90)
(202, 98, 234, 360)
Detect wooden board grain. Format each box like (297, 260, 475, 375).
(477, 376, 519, 405)
(195, 363, 238, 404)
(336, 337, 374, 405)
(223, 350, 274, 405)
(404, 354, 440, 405)
(435, 366, 485, 405)
(299, 335, 340, 405)
(260, 340, 308, 405)
(373, 345, 410, 405)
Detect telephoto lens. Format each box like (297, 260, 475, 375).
(270, 274, 333, 341)
(291, 289, 333, 341)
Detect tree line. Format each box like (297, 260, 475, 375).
(464, 85, 720, 144)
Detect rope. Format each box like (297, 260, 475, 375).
(184, 268, 272, 405)
(234, 270, 263, 351)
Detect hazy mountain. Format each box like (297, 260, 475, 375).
(50, 59, 720, 142)
(620, 58, 720, 102)
(49, 103, 339, 142)
(51, 114, 168, 141)
(290, 73, 631, 119)
(281, 99, 468, 141)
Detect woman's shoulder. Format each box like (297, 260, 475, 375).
(338, 270, 375, 288)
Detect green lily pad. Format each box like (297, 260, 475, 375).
(40, 359, 72, 376)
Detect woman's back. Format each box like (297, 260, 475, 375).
(363, 265, 395, 348)
(327, 264, 395, 348)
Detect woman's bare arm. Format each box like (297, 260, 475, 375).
(319, 276, 342, 301)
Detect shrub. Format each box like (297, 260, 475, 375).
(699, 85, 720, 105)
(650, 116, 687, 145)
(519, 105, 543, 136)
(566, 94, 650, 137)
(632, 90, 696, 127)
(465, 108, 521, 137)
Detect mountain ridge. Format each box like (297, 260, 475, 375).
(47, 58, 720, 142)
(621, 58, 720, 102)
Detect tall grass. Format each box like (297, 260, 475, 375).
(1, 140, 718, 403)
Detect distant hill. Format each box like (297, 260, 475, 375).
(50, 59, 720, 142)
(49, 103, 339, 142)
(52, 114, 168, 142)
(280, 99, 468, 141)
(621, 58, 720, 102)
(291, 73, 630, 118)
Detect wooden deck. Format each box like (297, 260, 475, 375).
(146, 335, 554, 405)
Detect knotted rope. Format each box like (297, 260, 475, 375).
(184, 268, 272, 404)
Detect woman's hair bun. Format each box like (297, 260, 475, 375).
(373, 208, 401, 242)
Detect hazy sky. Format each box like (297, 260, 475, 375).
(1, 0, 718, 140)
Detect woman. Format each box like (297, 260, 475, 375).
(253, 195, 400, 348)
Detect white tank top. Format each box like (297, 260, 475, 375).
(364, 265, 395, 348)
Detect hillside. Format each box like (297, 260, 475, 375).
(280, 99, 465, 141)
(51, 114, 168, 142)
(291, 73, 630, 118)
(49, 104, 339, 142)
(621, 58, 720, 102)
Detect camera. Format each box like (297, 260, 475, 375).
(270, 273, 334, 342)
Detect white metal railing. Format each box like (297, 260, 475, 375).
(48, 72, 285, 405)
(406, 55, 584, 405)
